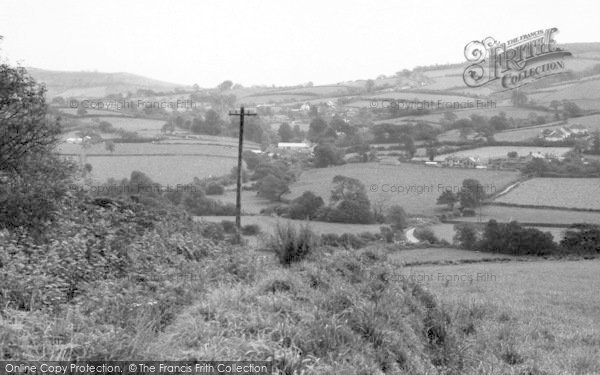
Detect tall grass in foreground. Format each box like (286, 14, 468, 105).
(267, 222, 319, 265)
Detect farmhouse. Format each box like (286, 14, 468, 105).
(488, 151, 550, 169)
(66, 136, 91, 144)
(276, 142, 314, 158)
(540, 124, 589, 142)
(442, 156, 481, 168)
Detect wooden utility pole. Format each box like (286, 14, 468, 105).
(229, 106, 257, 239)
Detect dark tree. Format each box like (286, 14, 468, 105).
(308, 117, 327, 141)
(217, 80, 233, 92)
(437, 190, 458, 210)
(289, 191, 324, 220)
(0, 64, 76, 233)
(459, 179, 485, 209)
(278, 122, 293, 142)
(257, 174, 290, 201)
(0, 65, 61, 173)
(385, 205, 408, 231)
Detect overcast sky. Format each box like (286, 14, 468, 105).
(0, 0, 597, 87)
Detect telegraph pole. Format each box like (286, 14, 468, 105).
(229, 106, 257, 239)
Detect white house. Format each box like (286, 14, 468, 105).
(66, 136, 91, 144)
(277, 142, 312, 151)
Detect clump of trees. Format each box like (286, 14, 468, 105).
(315, 175, 375, 224)
(436, 178, 487, 215)
(453, 220, 556, 255)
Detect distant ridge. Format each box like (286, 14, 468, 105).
(27, 67, 186, 98)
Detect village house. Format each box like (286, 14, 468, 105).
(275, 142, 315, 158)
(442, 156, 481, 168)
(540, 123, 589, 142)
(487, 151, 550, 170)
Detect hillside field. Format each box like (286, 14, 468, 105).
(58, 142, 245, 156)
(434, 146, 571, 163)
(450, 205, 600, 225)
(494, 178, 600, 210)
(84, 155, 237, 185)
(286, 162, 520, 215)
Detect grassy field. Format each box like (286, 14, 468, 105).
(494, 114, 600, 142)
(407, 259, 600, 374)
(434, 146, 571, 163)
(58, 142, 243, 156)
(81, 116, 166, 137)
(85, 155, 237, 185)
(495, 178, 600, 210)
(286, 162, 520, 215)
(451, 205, 600, 225)
(529, 77, 600, 103)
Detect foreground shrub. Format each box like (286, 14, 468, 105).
(268, 223, 318, 265)
(220, 220, 237, 233)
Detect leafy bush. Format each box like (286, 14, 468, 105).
(260, 204, 290, 217)
(241, 224, 261, 236)
(268, 223, 318, 265)
(205, 182, 225, 195)
(479, 220, 556, 255)
(321, 233, 341, 247)
(0, 155, 77, 237)
(560, 224, 600, 254)
(289, 191, 324, 220)
(220, 220, 237, 233)
(320, 233, 367, 249)
(385, 205, 408, 231)
(358, 231, 379, 242)
(414, 228, 438, 244)
(182, 190, 236, 216)
(339, 233, 366, 249)
(380, 226, 395, 243)
(453, 223, 479, 250)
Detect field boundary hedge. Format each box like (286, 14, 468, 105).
(485, 201, 600, 213)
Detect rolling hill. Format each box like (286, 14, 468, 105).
(27, 68, 186, 98)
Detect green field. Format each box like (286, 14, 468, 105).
(85, 155, 237, 185)
(434, 146, 571, 163)
(58, 142, 244, 156)
(529, 77, 600, 103)
(82, 116, 166, 137)
(286, 162, 520, 215)
(451, 205, 600, 225)
(495, 178, 600, 210)
(408, 259, 600, 374)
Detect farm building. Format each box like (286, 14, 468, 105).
(276, 142, 315, 157)
(442, 156, 482, 168)
(540, 124, 589, 142)
(488, 151, 551, 170)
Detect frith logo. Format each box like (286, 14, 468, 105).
(463, 27, 572, 90)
